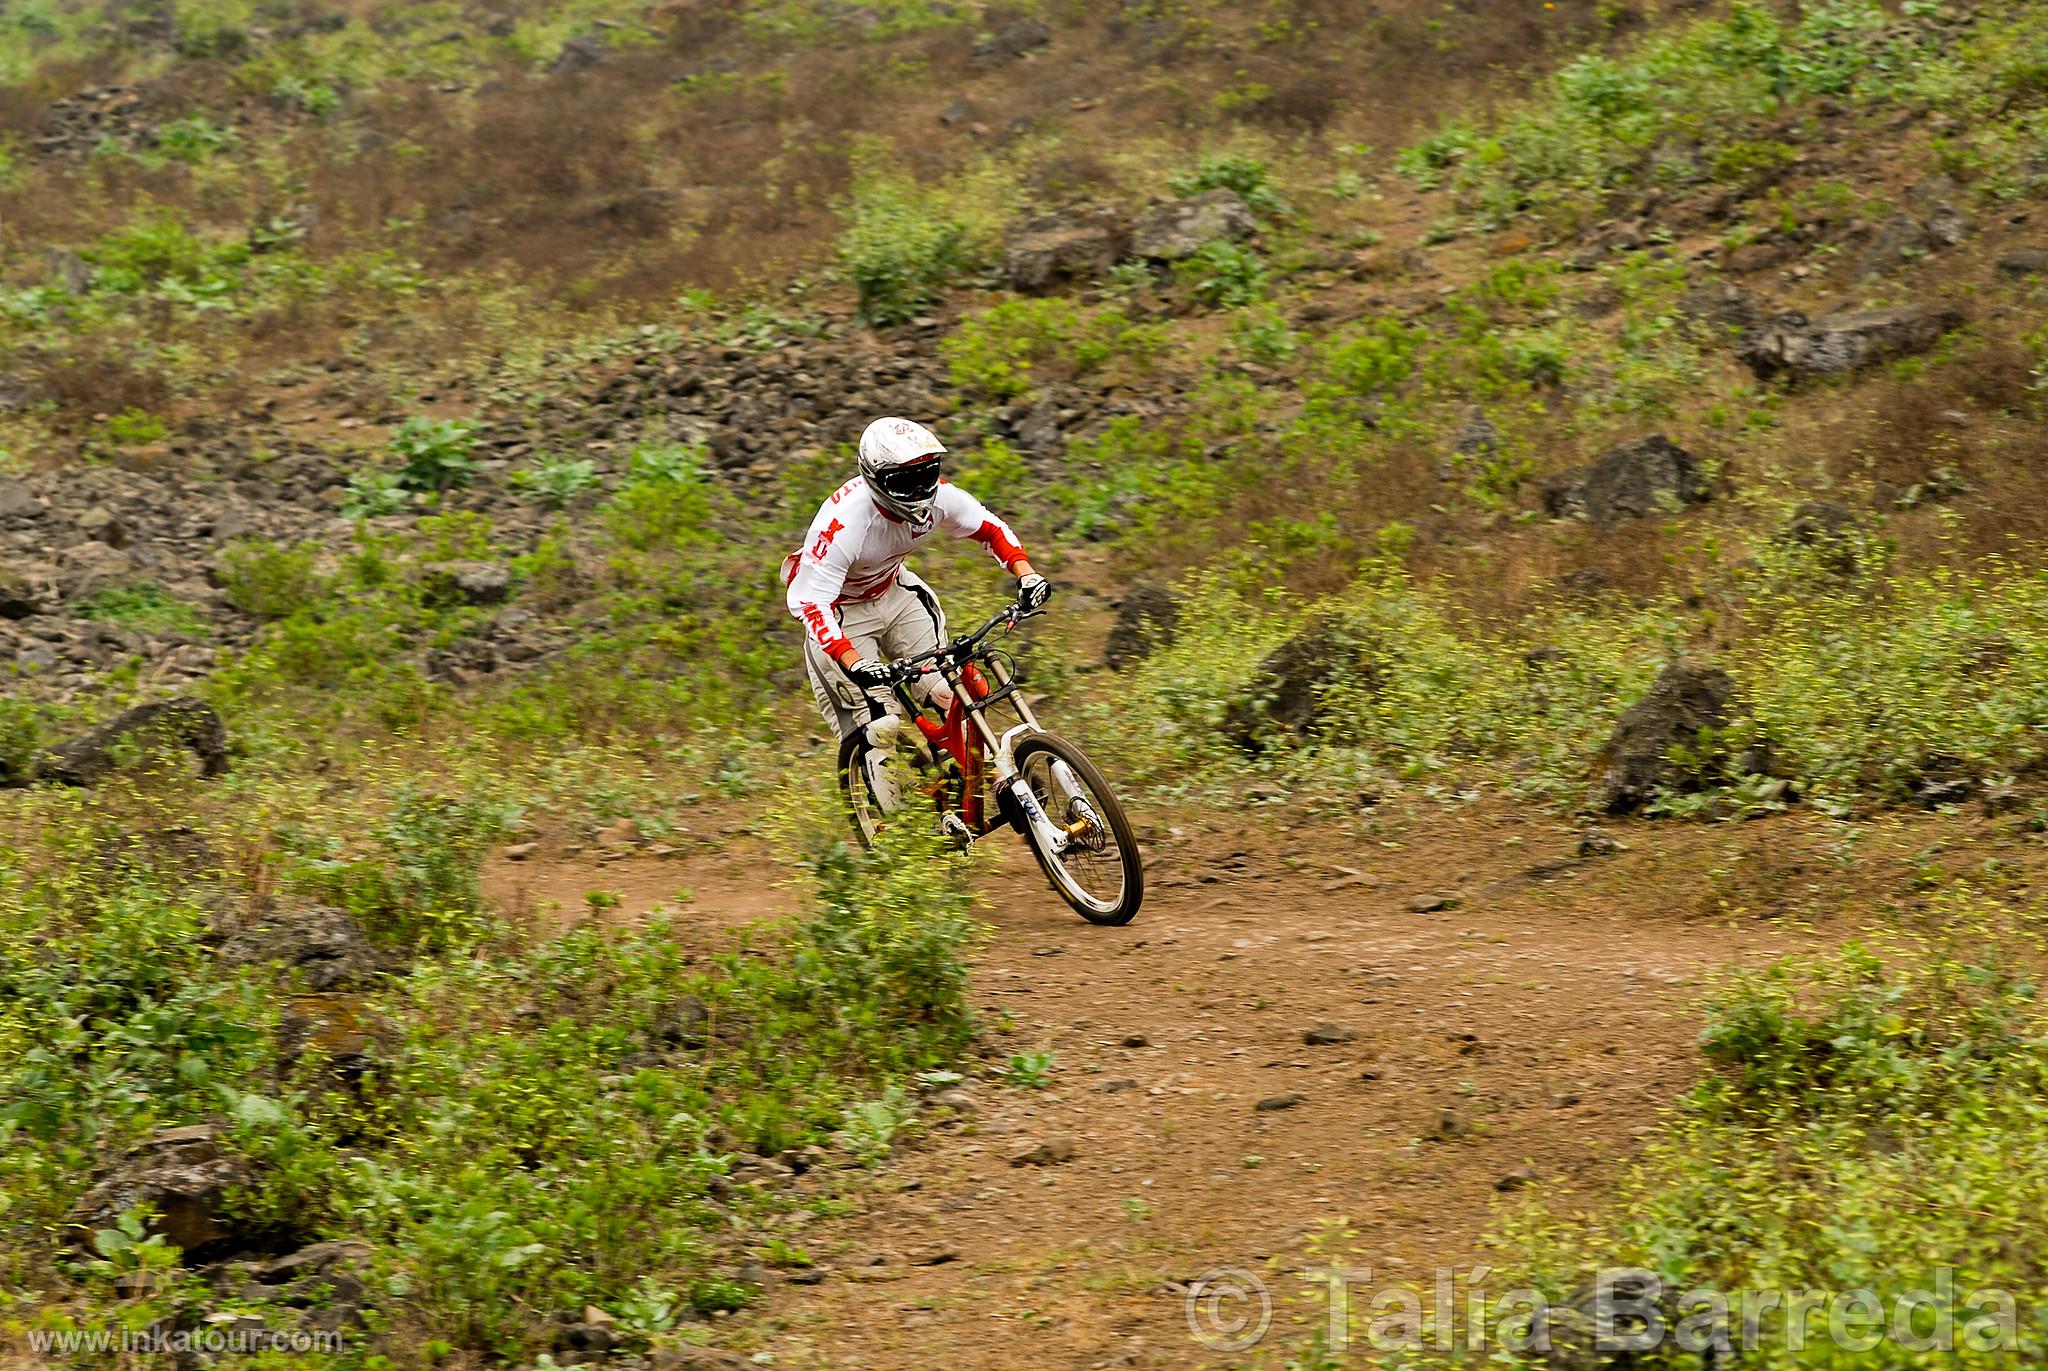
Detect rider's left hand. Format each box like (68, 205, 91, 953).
(1018, 572, 1053, 612)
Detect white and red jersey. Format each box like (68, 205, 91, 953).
(783, 477, 1028, 657)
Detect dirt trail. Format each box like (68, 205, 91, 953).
(486, 803, 1837, 1369)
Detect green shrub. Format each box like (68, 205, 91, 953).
(86, 211, 245, 293)
(215, 540, 329, 620)
(73, 582, 209, 636)
(282, 788, 514, 953)
(1168, 153, 1291, 219)
(1228, 306, 1299, 364)
(1177, 240, 1267, 308)
(270, 74, 341, 118)
(101, 408, 167, 445)
(1394, 0, 1950, 229)
(838, 179, 973, 327)
(342, 471, 409, 518)
(511, 456, 601, 509)
(1456, 921, 2048, 1367)
(152, 115, 237, 163)
(941, 298, 1165, 399)
(390, 417, 479, 492)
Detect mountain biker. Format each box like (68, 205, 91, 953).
(783, 417, 1052, 754)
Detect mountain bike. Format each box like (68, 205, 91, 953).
(838, 599, 1144, 925)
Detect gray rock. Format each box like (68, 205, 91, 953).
(1220, 615, 1355, 748)
(972, 17, 1052, 67)
(1303, 1021, 1357, 1045)
(1010, 394, 1061, 452)
(1006, 1134, 1077, 1166)
(1131, 189, 1257, 261)
(1739, 303, 1965, 383)
(548, 34, 608, 74)
(0, 566, 45, 618)
(1678, 278, 1763, 335)
(1596, 661, 1756, 813)
(1577, 828, 1623, 857)
(1856, 211, 1933, 279)
(1254, 1092, 1305, 1112)
(76, 504, 129, 548)
(1451, 406, 1501, 466)
(1926, 201, 1968, 248)
(1784, 499, 1861, 573)
(1996, 247, 2048, 278)
(219, 904, 392, 990)
(257, 1240, 373, 1284)
(1542, 435, 1708, 524)
(1002, 206, 1130, 292)
(56, 540, 136, 599)
(0, 480, 40, 518)
(65, 1125, 262, 1259)
(1104, 582, 1182, 669)
(420, 560, 511, 606)
(35, 698, 228, 787)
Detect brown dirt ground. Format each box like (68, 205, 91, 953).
(464, 792, 2048, 1369)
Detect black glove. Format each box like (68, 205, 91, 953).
(1018, 572, 1053, 612)
(842, 657, 895, 692)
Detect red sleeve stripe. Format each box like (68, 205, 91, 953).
(799, 601, 852, 659)
(972, 519, 1028, 572)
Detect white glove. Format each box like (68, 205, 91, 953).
(1018, 573, 1053, 611)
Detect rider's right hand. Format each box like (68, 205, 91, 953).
(842, 657, 895, 692)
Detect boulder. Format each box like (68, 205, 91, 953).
(1678, 278, 1763, 335)
(1596, 661, 1760, 813)
(1103, 582, 1182, 670)
(1131, 189, 1257, 261)
(35, 698, 229, 786)
(1784, 499, 1861, 572)
(1926, 201, 1968, 248)
(1995, 247, 2048, 279)
(1451, 406, 1502, 465)
(548, 34, 609, 74)
(1221, 616, 1360, 747)
(0, 566, 45, 618)
(66, 1125, 263, 1260)
(1739, 303, 1964, 383)
(1541, 435, 1708, 524)
(1855, 211, 1933, 279)
(56, 540, 136, 599)
(1002, 206, 1130, 293)
(76, 504, 129, 548)
(256, 1240, 373, 1285)
(0, 480, 39, 519)
(971, 17, 1052, 68)
(420, 560, 511, 606)
(220, 905, 392, 991)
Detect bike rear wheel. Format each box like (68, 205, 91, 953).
(1010, 732, 1143, 925)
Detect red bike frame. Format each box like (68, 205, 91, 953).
(907, 664, 995, 832)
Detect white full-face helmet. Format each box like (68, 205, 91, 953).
(858, 416, 946, 523)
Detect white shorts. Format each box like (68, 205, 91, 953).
(802, 570, 949, 740)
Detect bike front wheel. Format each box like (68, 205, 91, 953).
(1010, 732, 1143, 925)
(838, 730, 892, 850)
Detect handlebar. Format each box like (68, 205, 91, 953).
(878, 598, 1040, 684)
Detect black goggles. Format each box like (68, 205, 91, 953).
(874, 459, 941, 503)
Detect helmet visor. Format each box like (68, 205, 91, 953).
(873, 458, 941, 505)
